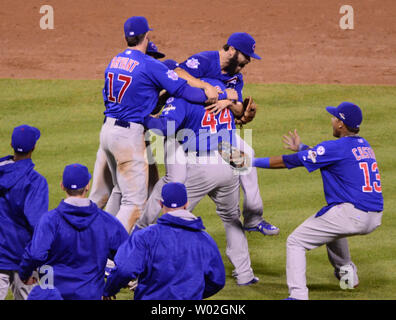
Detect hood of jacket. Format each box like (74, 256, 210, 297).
(0, 156, 34, 191)
(57, 200, 99, 231)
(157, 211, 205, 231)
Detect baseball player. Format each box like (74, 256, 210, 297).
(103, 182, 225, 300)
(89, 41, 167, 214)
(19, 164, 129, 300)
(137, 78, 258, 286)
(249, 102, 383, 299)
(175, 32, 279, 235)
(98, 16, 220, 233)
(0, 125, 48, 300)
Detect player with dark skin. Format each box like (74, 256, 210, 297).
(248, 102, 383, 300)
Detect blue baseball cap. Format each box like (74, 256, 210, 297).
(162, 59, 179, 70)
(147, 41, 165, 59)
(124, 16, 152, 37)
(227, 32, 261, 60)
(326, 102, 363, 129)
(161, 182, 187, 208)
(62, 164, 92, 190)
(11, 124, 41, 153)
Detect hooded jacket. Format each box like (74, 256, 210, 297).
(18, 199, 128, 300)
(0, 155, 48, 270)
(104, 210, 225, 300)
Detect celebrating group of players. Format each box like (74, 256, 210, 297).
(0, 16, 383, 300)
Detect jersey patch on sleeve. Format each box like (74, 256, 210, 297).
(186, 58, 200, 69)
(316, 146, 325, 156)
(163, 104, 176, 115)
(307, 150, 317, 163)
(167, 70, 179, 81)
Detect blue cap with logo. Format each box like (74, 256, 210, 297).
(124, 16, 153, 37)
(227, 32, 261, 60)
(326, 102, 363, 129)
(62, 164, 92, 190)
(161, 182, 187, 208)
(11, 124, 41, 153)
(147, 41, 165, 59)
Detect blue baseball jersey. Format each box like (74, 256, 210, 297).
(103, 49, 188, 123)
(161, 97, 236, 153)
(179, 51, 244, 103)
(295, 136, 383, 213)
(145, 79, 236, 153)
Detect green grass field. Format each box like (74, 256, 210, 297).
(1, 79, 395, 300)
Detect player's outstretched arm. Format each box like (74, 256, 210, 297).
(282, 129, 311, 152)
(253, 156, 286, 169)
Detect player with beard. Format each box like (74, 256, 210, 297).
(172, 33, 280, 236)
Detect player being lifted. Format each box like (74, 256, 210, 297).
(98, 16, 224, 233)
(174, 32, 279, 235)
(139, 78, 259, 286)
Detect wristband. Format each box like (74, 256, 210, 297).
(252, 157, 270, 168)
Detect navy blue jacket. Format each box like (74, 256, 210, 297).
(18, 200, 128, 300)
(0, 155, 48, 270)
(104, 212, 225, 300)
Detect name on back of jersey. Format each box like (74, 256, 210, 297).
(110, 56, 139, 72)
(352, 146, 376, 161)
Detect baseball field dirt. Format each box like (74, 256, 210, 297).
(1, 0, 395, 85)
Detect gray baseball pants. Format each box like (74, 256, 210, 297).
(0, 271, 35, 300)
(99, 117, 148, 233)
(234, 134, 264, 228)
(286, 203, 382, 300)
(90, 125, 159, 220)
(184, 151, 255, 284)
(136, 137, 187, 228)
(136, 134, 265, 229)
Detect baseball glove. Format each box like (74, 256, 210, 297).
(218, 141, 250, 171)
(235, 96, 257, 125)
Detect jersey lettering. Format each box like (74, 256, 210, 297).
(218, 108, 232, 130)
(359, 162, 382, 193)
(201, 110, 218, 134)
(201, 109, 234, 133)
(107, 73, 133, 103)
(117, 75, 132, 103)
(352, 147, 376, 161)
(107, 72, 116, 102)
(110, 57, 139, 72)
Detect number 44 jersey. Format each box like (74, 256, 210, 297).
(296, 136, 383, 213)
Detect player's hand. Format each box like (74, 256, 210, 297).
(282, 129, 301, 152)
(102, 295, 117, 300)
(204, 84, 220, 104)
(225, 88, 238, 101)
(205, 100, 231, 115)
